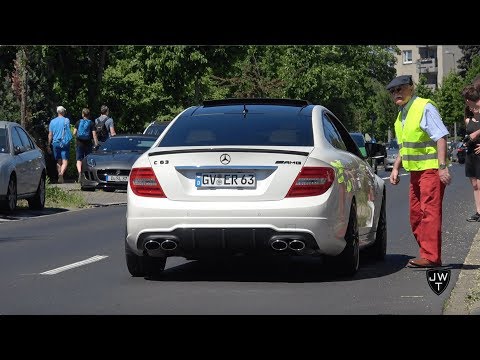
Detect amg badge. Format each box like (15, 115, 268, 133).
(275, 161, 301, 165)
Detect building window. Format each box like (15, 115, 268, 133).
(403, 50, 413, 64)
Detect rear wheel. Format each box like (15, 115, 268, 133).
(125, 240, 146, 277)
(145, 256, 167, 278)
(367, 193, 387, 260)
(329, 201, 360, 276)
(28, 175, 46, 210)
(0, 175, 17, 211)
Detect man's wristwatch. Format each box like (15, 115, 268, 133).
(439, 163, 447, 170)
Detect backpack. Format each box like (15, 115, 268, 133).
(95, 117, 109, 141)
(77, 119, 91, 140)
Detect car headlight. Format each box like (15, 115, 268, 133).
(87, 157, 96, 167)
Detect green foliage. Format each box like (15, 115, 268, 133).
(464, 55, 480, 84)
(416, 75, 434, 99)
(0, 45, 401, 144)
(458, 46, 480, 76)
(433, 72, 465, 138)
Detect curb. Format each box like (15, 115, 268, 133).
(444, 226, 480, 315)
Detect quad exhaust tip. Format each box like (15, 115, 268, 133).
(288, 239, 306, 251)
(270, 239, 288, 251)
(144, 239, 178, 253)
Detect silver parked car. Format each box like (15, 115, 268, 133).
(126, 99, 387, 278)
(0, 121, 47, 211)
(80, 135, 156, 192)
(384, 139, 400, 171)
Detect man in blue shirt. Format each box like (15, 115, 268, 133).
(47, 106, 71, 183)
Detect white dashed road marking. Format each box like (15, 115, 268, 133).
(40, 255, 108, 275)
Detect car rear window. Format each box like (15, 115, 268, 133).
(99, 137, 156, 152)
(158, 113, 313, 147)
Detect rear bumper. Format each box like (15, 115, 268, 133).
(126, 192, 348, 258)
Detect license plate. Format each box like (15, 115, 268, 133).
(106, 175, 128, 182)
(195, 173, 256, 188)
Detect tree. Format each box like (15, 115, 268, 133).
(458, 45, 480, 77)
(415, 74, 434, 99)
(433, 72, 465, 140)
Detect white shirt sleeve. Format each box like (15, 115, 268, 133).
(420, 103, 449, 142)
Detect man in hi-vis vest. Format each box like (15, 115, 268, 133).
(387, 75, 451, 268)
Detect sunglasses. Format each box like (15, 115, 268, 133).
(389, 86, 405, 94)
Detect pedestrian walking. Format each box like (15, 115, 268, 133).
(72, 108, 99, 183)
(47, 105, 72, 184)
(95, 105, 116, 143)
(387, 75, 451, 268)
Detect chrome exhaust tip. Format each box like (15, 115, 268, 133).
(288, 239, 306, 251)
(144, 240, 161, 251)
(271, 239, 288, 251)
(160, 239, 178, 251)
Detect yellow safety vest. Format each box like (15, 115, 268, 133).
(394, 97, 438, 171)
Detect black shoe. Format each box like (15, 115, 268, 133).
(467, 212, 480, 222)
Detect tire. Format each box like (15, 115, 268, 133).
(145, 256, 167, 278)
(367, 192, 387, 260)
(28, 175, 46, 210)
(0, 175, 17, 211)
(125, 240, 146, 277)
(329, 201, 360, 276)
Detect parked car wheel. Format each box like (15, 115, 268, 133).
(0, 175, 17, 211)
(28, 175, 46, 210)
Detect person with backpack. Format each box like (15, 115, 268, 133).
(95, 104, 116, 143)
(73, 108, 99, 183)
(47, 105, 72, 184)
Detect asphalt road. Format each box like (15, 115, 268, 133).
(0, 163, 478, 314)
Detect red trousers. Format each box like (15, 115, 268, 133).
(409, 169, 446, 264)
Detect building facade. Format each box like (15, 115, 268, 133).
(394, 45, 461, 90)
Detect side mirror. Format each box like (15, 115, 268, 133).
(14, 145, 26, 155)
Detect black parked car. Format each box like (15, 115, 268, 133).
(80, 135, 156, 192)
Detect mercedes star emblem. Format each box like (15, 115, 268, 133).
(220, 154, 231, 165)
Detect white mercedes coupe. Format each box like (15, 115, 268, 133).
(125, 99, 386, 277)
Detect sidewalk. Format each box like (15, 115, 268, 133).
(51, 182, 127, 206)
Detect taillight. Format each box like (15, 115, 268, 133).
(286, 167, 335, 197)
(129, 167, 166, 197)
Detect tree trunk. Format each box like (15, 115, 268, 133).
(20, 48, 28, 128)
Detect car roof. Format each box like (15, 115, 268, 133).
(0, 121, 21, 128)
